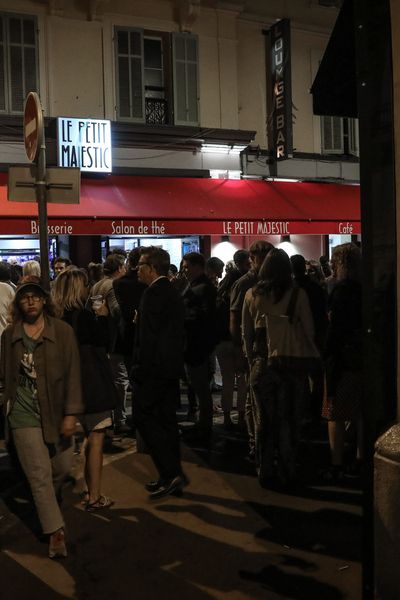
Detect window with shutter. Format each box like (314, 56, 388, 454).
(0, 13, 38, 114)
(321, 115, 344, 154)
(114, 28, 199, 126)
(172, 32, 199, 126)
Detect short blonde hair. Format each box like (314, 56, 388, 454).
(22, 260, 41, 278)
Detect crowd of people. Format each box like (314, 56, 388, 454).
(0, 239, 363, 559)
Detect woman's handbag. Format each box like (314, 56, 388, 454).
(264, 287, 321, 373)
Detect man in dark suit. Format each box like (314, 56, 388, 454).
(181, 252, 217, 442)
(131, 246, 187, 499)
(113, 248, 147, 374)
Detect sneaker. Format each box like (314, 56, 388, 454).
(48, 528, 67, 559)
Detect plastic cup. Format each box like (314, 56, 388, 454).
(91, 295, 103, 311)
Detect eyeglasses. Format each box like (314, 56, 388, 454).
(19, 294, 43, 304)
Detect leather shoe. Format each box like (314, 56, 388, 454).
(145, 479, 164, 492)
(148, 475, 185, 500)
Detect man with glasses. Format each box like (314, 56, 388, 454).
(0, 277, 83, 558)
(132, 247, 187, 499)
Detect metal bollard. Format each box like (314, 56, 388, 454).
(374, 424, 400, 599)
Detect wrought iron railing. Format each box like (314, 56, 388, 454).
(145, 97, 168, 125)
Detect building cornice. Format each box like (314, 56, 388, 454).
(0, 115, 255, 151)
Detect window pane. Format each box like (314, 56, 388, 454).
(118, 56, 130, 117)
(144, 38, 162, 68)
(24, 47, 37, 94)
(131, 56, 143, 118)
(130, 31, 141, 56)
(144, 68, 162, 88)
(176, 62, 187, 121)
(10, 46, 23, 111)
(9, 18, 22, 44)
(0, 45, 5, 110)
(187, 63, 198, 122)
(333, 117, 342, 149)
(23, 19, 35, 46)
(323, 117, 332, 149)
(117, 30, 128, 55)
(186, 38, 197, 62)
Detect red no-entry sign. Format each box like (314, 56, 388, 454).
(24, 92, 44, 163)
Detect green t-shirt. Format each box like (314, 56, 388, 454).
(8, 329, 41, 429)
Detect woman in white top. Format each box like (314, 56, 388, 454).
(242, 248, 314, 487)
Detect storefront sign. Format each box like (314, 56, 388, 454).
(57, 118, 112, 173)
(270, 19, 293, 160)
(0, 218, 361, 236)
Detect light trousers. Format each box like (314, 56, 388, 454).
(13, 427, 73, 534)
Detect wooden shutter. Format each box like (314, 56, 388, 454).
(0, 16, 5, 111)
(321, 115, 344, 154)
(348, 117, 359, 156)
(172, 32, 199, 126)
(115, 27, 145, 122)
(0, 14, 38, 114)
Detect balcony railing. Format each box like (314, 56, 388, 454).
(145, 97, 168, 125)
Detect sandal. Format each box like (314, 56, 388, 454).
(85, 495, 114, 512)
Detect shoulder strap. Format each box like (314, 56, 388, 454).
(286, 287, 299, 323)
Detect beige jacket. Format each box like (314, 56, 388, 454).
(242, 286, 315, 364)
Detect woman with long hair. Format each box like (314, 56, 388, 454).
(322, 242, 363, 479)
(52, 268, 116, 510)
(242, 248, 315, 486)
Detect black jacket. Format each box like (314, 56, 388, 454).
(113, 271, 147, 357)
(325, 279, 362, 395)
(63, 308, 117, 413)
(182, 273, 217, 365)
(132, 277, 184, 381)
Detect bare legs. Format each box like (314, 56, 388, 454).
(328, 420, 346, 466)
(84, 431, 105, 503)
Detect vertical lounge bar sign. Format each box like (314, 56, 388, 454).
(270, 19, 293, 160)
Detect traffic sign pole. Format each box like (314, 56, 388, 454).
(23, 93, 50, 290)
(36, 139, 50, 290)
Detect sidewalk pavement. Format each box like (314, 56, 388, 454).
(0, 408, 362, 600)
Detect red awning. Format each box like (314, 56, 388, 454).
(0, 173, 360, 236)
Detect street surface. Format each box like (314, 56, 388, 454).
(0, 384, 362, 600)
(0, 399, 362, 600)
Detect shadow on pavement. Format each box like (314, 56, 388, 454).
(239, 564, 345, 600)
(0, 551, 70, 599)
